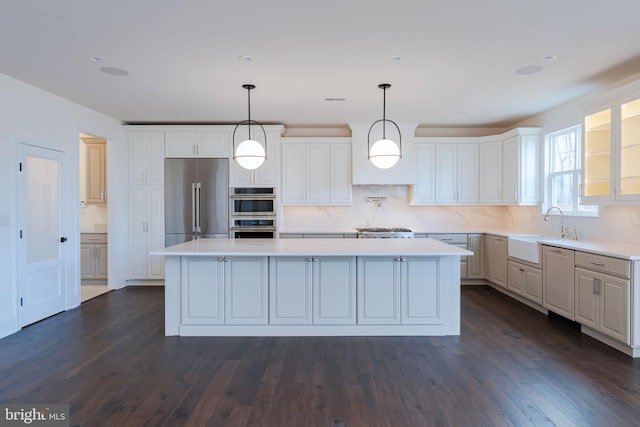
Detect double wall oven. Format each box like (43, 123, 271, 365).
(229, 187, 277, 238)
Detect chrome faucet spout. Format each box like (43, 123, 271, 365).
(543, 206, 566, 238)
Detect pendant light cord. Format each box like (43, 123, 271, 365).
(382, 85, 386, 139)
(247, 86, 251, 137)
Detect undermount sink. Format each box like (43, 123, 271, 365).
(507, 235, 545, 264)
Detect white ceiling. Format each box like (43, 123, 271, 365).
(2, 0, 640, 129)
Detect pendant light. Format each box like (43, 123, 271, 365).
(233, 84, 267, 170)
(368, 83, 402, 169)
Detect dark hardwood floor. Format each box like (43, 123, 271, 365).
(1, 286, 639, 426)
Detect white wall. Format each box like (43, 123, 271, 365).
(0, 73, 123, 339)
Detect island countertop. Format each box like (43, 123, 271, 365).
(152, 237, 473, 257)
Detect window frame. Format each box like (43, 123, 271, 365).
(543, 125, 598, 217)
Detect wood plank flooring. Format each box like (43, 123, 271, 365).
(1, 286, 639, 426)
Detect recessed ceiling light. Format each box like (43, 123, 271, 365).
(325, 98, 347, 101)
(239, 55, 253, 62)
(541, 55, 557, 62)
(100, 66, 129, 76)
(88, 56, 102, 63)
(392, 56, 402, 62)
(515, 65, 544, 75)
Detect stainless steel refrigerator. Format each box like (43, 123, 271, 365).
(164, 158, 229, 246)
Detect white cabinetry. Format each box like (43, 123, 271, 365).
(268, 256, 356, 325)
(349, 123, 418, 185)
(485, 235, 508, 288)
(507, 260, 542, 304)
(129, 131, 165, 185)
(230, 128, 283, 187)
(281, 138, 352, 205)
(180, 256, 268, 325)
(435, 143, 478, 204)
(129, 185, 165, 279)
(479, 140, 502, 203)
(542, 245, 575, 320)
(80, 233, 108, 281)
(128, 131, 165, 280)
(501, 128, 540, 205)
(224, 256, 268, 325)
(574, 251, 630, 343)
(165, 131, 229, 158)
(411, 143, 435, 204)
(357, 256, 443, 325)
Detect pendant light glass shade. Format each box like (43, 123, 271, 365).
(368, 83, 401, 169)
(233, 84, 267, 170)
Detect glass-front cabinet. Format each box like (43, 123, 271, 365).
(582, 90, 640, 204)
(619, 97, 640, 200)
(583, 106, 613, 201)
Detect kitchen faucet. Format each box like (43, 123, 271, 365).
(543, 206, 571, 239)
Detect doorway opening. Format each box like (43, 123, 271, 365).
(79, 133, 110, 302)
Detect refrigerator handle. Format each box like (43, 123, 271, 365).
(194, 182, 202, 233)
(192, 183, 197, 233)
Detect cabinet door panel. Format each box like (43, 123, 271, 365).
(225, 257, 268, 324)
(467, 234, 484, 279)
(80, 244, 95, 279)
(479, 141, 502, 203)
(269, 258, 312, 324)
(543, 247, 575, 320)
(306, 144, 331, 203)
(457, 144, 478, 203)
(181, 258, 224, 325)
(198, 132, 229, 157)
(435, 144, 457, 203)
(599, 273, 629, 343)
(330, 143, 352, 203)
(524, 268, 542, 304)
(314, 257, 356, 325)
(502, 136, 518, 203)
(281, 144, 306, 203)
(507, 261, 525, 295)
(574, 267, 598, 329)
(129, 186, 148, 279)
(148, 186, 165, 278)
(357, 258, 400, 324)
(95, 244, 108, 279)
(402, 258, 441, 324)
(413, 144, 436, 203)
(165, 132, 197, 157)
(147, 132, 165, 184)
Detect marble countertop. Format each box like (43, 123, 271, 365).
(152, 238, 473, 257)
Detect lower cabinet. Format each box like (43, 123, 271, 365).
(507, 260, 542, 304)
(181, 256, 268, 325)
(268, 256, 356, 325)
(485, 235, 508, 287)
(81, 234, 108, 281)
(467, 234, 485, 279)
(357, 257, 442, 325)
(575, 267, 630, 343)
(542, 245, 575, 320)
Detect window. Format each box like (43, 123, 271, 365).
(545, 125, 597, 215)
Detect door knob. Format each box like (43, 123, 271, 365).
(60, 237, 68, 243)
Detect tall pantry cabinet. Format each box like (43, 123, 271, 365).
(129, 132, 165, 280)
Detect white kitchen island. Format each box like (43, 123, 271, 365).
(152, 238, 472, 337)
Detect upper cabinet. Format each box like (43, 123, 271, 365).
(230, 127, 284, 187)
(165, 132, 229, 158)
(501, 128, 540, 205)
(433, 141, 478, 204)
(82, 137, 107, 203)
(349, 123, 418, 185)
(583, 90, 640, 204)
(129, 131, 165, 185)
(281, 137, 352, 205)
(478, 140, 502, 203)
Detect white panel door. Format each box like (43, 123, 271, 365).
(402, 257, 442, 324)
(356, 257, 401, 324)
(269, 257, 312, 324)
(18, 144, 66, 327)
(313, 257, 356, 325)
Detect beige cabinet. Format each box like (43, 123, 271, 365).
(428, 234, 469, 279)
(83, 138, 107, 203)
(542, 245, 575, 320)
(507, 260, 542, 304)
(80, 233, 108, 282)
(485, 234, 508, 288)
(467, 234, 485, 279)
(574, 251, 631, 343)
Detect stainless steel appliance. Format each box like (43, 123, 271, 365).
(356, 227, 415, 238)
(229, 187, 277, 238)
(230, 187, 276, 216)
(164, 158, 229, 246)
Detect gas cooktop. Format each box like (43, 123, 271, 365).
(356, 227, 414, 238)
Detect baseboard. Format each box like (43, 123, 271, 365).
(581, 326, 637, 358)
(485, 281, 548, 315)
(461, 279, 486, 286)
(0, 317, 18, 340)
(126, 279, 165, 287)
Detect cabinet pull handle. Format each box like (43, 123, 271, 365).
(549, 249, 562, 253)
(598, 279, 602, 295)
(589, 261, 605, 267)
(593, 277, 598, 294)
(441, 238, 453, 241)
(306, 258, 313, 262)
(519, 268, 525, 272)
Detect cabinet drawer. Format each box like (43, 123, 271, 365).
(575, 251, 630, 279)
(81, 233, 108, 244)
(427, 233, 467, 245)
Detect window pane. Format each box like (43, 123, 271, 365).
(551, 173, 573, 212)
(551, 130, 576, 172)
